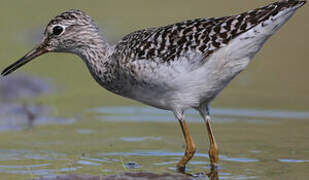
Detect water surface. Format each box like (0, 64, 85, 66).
(0, 106, 309, 179)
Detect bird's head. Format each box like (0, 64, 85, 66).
(1, 9, 103, 76)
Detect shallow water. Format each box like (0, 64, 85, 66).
(0, 106, 309, 179)
(0, 0, 309, 179)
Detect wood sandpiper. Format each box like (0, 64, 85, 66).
(1, 0, 306, 172)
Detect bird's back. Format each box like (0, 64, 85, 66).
(113, 0, 304, 64)
(107, 0, 305, 110)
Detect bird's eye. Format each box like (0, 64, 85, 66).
(52, 26, 64, 35)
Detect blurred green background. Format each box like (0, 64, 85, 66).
(0, 1, 308, 180)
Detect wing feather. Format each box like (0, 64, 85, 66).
(113, 0, 304, 63)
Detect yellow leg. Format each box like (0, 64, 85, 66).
(198, 105, 219, 169)
(205, 114, 219, 168)
(174, 111, 196, 172)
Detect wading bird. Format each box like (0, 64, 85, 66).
(1, 0, 306, 171)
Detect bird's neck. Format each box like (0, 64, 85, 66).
(75, 35, 115, 87)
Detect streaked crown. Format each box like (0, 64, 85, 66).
(42, 9, 103, 53)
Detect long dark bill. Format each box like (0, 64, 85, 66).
(1, 46, 47, 77)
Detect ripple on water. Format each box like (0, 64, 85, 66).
(77, 160, 101, 166)
(80, 156, 120, 163)
(98, 151, 259, 163)
(0, 149, 67, 161)
(0, 149, 263, 178)
(0, 149, 82, 176)
(76, 129, 96, 135)
(279, 159, 309, 163)
(0, 164, 49, 169)
(0, 164, 81, 176)
(89, 106, 309, 123)
(120, 136, 161, 142)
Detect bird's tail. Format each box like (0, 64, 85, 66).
(248, 0, 306, 23)
(222, 0, 306, 41)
